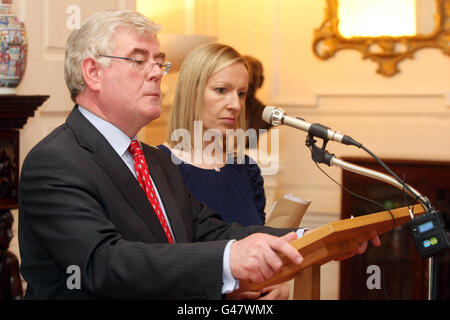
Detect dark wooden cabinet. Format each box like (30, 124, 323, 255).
(340, 158, 450, 300)
(0, 95, 49, 212)
(0, 95, 49, 300)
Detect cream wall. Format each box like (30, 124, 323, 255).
(12, 0, 450, 299)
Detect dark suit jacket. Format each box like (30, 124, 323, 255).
(18, 107, 292, 299)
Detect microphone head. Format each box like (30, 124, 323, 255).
(262, 106, 285, 126)
(262, 106, 276, 124)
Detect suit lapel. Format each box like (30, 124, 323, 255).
(66, 107, 169, 243)
(143, 145, 189, 243)
(92, 144, 170, 243)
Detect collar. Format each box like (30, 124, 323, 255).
(77, 105, 134, 157)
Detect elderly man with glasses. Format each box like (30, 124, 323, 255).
(17, 9, 307, 300)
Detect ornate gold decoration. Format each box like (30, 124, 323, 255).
(313, 0, 450, 77)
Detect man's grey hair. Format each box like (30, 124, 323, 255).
(64, 9, 160, 102)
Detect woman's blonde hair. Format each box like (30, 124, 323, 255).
(64, 9, 160, 102)
(167, 43, 248, 147)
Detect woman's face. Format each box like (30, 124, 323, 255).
(202, 62, 249, 136)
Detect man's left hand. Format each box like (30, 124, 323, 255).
(302, 230, 382, 261)
(334, 235, 382, 261)
(227, 283, 290, 300)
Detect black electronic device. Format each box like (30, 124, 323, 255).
(409, 210, 450, 259)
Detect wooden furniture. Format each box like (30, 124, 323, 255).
(292, 266, 320, 300)
(0, 95, 49, 300)
(236, 204, 425, 293)
(264, 198, 319, 299)
(340, 158, 450, 300)
(0, 95, 49, 211)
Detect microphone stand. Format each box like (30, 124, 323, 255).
(305, 135, 436, 300)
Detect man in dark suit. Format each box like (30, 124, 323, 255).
(18, 9, 304, 300)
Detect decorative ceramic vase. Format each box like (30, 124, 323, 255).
(0, 0, 27, 94)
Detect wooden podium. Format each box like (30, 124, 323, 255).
(239, 204, 426, 293)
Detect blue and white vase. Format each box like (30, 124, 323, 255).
(0, 0, 27, 94)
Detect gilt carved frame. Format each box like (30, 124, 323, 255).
(313, 0, 450, 76)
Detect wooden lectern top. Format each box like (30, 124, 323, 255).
(238, 204, 426, 292)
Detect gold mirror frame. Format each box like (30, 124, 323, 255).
(312, 0, 450, 76)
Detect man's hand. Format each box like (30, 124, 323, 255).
(229, 232, 302, 283)
(303, 230, 382, 261)
(227, 283, 290, 300)
(334, 235, 382, 261)
(258, 283, 290, 300)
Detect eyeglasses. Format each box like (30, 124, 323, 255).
(98, 55, 172, 76)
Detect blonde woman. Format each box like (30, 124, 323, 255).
(159, 43, 292, 299)
(159, 43, 266, 227)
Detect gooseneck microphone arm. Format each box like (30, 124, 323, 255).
(262, 106, 433, 213)
(331, 154, 431, 213)
(304, 134, 432, 213)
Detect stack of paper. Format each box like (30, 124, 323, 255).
(265, 193, 311, 228)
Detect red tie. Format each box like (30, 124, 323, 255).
(128, 140, 174, 244)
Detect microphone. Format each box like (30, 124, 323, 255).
(262, 106, 362, 147)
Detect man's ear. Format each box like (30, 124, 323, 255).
(81, 57, 102, 92)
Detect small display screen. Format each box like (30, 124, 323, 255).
(418, 221, 434, 233)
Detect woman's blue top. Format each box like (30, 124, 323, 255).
(158, 144, 266, 226)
